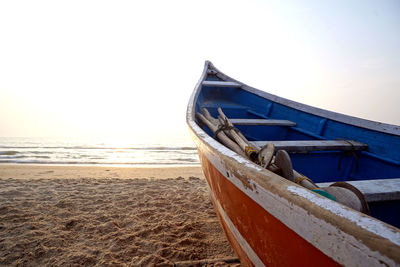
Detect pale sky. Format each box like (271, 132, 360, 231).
(1, 0, 399, 144)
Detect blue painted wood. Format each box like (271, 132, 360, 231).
(198, 84, 400, 179)
(198, 83, 400, 169)
(197, 65, 400, 236)
(316, 119, 328, 135)
(369, 200, 400, 228)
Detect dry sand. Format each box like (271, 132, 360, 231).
(0, 165, 238, 266)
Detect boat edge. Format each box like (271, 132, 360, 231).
(186, 60, 400, 266)
(207, 61, 400, 135)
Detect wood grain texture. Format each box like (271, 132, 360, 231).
(317, 178, 400, 202)
(251, 140, 367, 152)
(230, 118, 296, 126)
(202, 80, 241, 88)
(186, 61, 400, 266)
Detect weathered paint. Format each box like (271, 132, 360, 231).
(211, 193, 262, 267)
(287, 185, 400, 247)
(187, 61, 400, 266)
(196, 137, 400, 266)
(200, 152, 340, 267)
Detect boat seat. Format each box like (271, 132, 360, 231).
(230, 118, 296, 127)
(202, 80, 241, 88)
(316, 178, 400, 202)
(250, 140, 368, 152)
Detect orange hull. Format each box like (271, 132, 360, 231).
(199, 151, 339, 266)
(187, 61, 400, 266)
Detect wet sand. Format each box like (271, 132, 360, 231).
(0, 165, 238, 266)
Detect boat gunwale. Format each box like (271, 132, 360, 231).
(186, 61, 400, 265)
(206, 61, 400, 136)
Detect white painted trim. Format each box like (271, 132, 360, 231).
(186, 61, 400, 266)
(287, 186, 400, 247)
(202, 147, 399, 266)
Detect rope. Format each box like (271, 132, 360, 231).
(245, 146, 258, 158)
(295, 176, 318, 190)
(213, 124, 236, 138)
(336, 139, 359, 171)
(330, 182, 370, 214)
(213, 118, 241, 138)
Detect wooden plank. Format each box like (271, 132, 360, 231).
(230, 118, 296, 126)
(250, 140, 368, 152)
(202, 80, 241, 87)
(240, 78, 400, 136)
(316, 178, 400, 202)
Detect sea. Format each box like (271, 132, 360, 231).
(0, 137, 200, 167)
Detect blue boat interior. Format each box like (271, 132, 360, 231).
(195, 72, 400, 228)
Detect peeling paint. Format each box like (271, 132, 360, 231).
(186, 61, 400, 266)
(287, 185, 400, 247)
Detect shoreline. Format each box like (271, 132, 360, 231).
(0, 163, 201, 167)
(0, 164, 205, 180)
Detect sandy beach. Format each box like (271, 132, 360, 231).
(0, 165, 238, 266)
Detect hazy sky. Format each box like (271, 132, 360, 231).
(1, 0, 399, 144)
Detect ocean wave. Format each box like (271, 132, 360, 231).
(0, 156, 26, 159)
(173, 158, 199, 162)
(0, 160, 200, 165)
(0, 138, 199, 166)
(0, 146, 197, 151)
(29, 151, 50, 154)
(0, 151, 19, 155)
(150, 150, 198, 154)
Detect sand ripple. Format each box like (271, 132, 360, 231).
(0, 177, 237, 266)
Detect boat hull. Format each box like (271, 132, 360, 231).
(198, 145, 340, 266)
(187, 61, 400, 266)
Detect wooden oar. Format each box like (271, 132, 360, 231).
(258, 143, 274, 168)
(217, 108, 250, 146)
(202, 108, 220, 126)
(199, 108, 318, 190)
(195, 112, 246, 157)
(216, 108, 258, 161)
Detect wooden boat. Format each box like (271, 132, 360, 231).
(186, 61, 400, 266)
